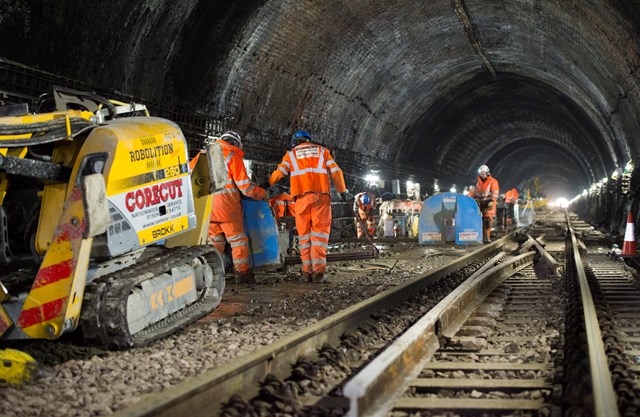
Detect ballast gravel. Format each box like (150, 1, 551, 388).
(0, 243, 468, 417)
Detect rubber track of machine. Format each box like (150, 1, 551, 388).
(80, 245, 223, 349)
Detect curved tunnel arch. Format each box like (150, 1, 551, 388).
(488, 141, 589, 192)
(402, 74, 618, 195)
(1, 1, 640, 198)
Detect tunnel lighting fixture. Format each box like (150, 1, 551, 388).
(450, 186, 457, 193)
(433, 180, 440, 193)
(365, 174, 380, 187)
(611, 168, 622, 180)
(625, 160, 634, 172)
(602, 177, 608, 184)
(582, 189, 588, 197)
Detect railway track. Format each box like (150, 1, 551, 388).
(51, 211, 640, 417)
(114, 239, 505, 417)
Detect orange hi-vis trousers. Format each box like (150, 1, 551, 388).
(294, 193, 332, 275)
(208, 220, 250, 274)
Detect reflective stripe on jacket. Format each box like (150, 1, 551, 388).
(473, 175, 499, 201)
(269, 142, 347, 197)
(210, 139, 266, 223)
(269, 192, 295, 220)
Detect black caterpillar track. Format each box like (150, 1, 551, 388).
(80, 245, 223, 349)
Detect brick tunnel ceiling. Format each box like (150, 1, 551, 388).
(2, 0, 640, 198)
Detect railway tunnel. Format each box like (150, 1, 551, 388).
(2, 0, 640, 236)
(5, 2, 640, 416)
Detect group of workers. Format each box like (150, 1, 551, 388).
(467, 164, 519, 243)
(206, 129, 521, 284)
(206, 129, 347, 284)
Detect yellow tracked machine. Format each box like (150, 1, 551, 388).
(0, 88, 226, 350)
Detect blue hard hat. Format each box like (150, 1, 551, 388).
(290, 130, 312, 148)
(361, 193, 371, 205)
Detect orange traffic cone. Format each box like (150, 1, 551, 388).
(622, 212, 637, 256)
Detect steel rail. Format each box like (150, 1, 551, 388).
(342, 250, 535, 417)
(113, 237, 507, 417)
(567, 216, 620, 417)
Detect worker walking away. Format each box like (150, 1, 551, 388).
(269, 130, 348, 283)
(353, 191, 376, 238)
(472, 165, 499, 243)
(504, 188, 519, 230)
(209, 131, 267, 283)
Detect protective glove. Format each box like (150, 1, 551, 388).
(259, 180, 270, 190)
(340, 191, 352, 201)
(487, 201, 493, 208)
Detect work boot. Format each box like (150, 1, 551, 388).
(235, 271, 255, 283)
(311, 272, 327, 283)
(302, 271, 313, 282)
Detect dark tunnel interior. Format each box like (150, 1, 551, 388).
(1, 0, 640, 218)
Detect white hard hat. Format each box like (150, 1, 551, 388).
(220, 130, 242, 149)
(478, 165, 490, 175)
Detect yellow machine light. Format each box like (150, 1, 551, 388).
(0, 349, 38, 385)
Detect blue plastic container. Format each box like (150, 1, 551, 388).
(241, 199, 282, 269)
(418, 193, 482, 245)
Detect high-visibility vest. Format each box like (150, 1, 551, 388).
(504, 188, 519, 204)
(269, 192, 295, 220)
(210, 140, 265, 223)
(270, 142, 346, 197)
(353, 192, 374, 214)
(473, 175, 499, 201)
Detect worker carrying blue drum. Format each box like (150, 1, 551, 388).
(353, 191, 376, 238)
(471, 164, 499, 243)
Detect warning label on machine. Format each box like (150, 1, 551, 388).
(458, 231, 479, 241)
(422, 232, 442, 241)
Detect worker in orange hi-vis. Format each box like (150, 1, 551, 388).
(269, 190, 295, 222)
(504, 187, 519, 230)
(269, 130, 348, 283)
(353, 191, 376, 238)
(471, 164, 500, 243)
(464, 185, 475, 197)
(208, 131, 267, 283)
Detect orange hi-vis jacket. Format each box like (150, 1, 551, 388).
(473, 175, 499, 217)
(269, 142, 347, 196)
(269, 192, 295, 221)
(353, 192, 374, 216)
(504, 188, 519, 204)
(210, 140, 266, 223)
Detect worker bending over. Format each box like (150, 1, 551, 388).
(504, 187, 519, 230)
(464, 185, 476, 197)
(269, 188, 295, 223)
(353, 191, 376, 238)
(269, 130, 347, 283)
(472, 164, 499, 243)
(209, 131, 267, 283)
